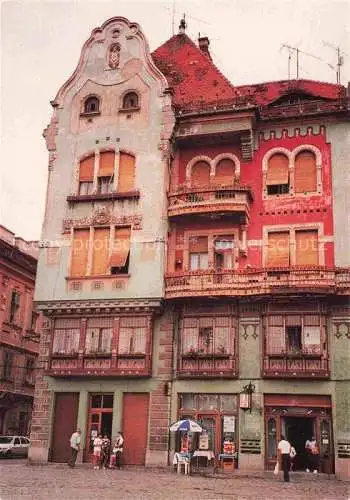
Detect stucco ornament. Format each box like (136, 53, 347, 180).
(108, 43, 121, 69)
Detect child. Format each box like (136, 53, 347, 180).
(101, 435, 111, 469)
(93, 433, 103, 470)
(110, 432, 124, 469)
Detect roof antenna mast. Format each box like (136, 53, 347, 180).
(322, 40, 345, 85)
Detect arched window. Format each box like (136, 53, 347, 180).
(294, 151, 317, 193)
(191, 161, 210, 187)
(122, 92, 139, 109)
(266, 153, 289, 195)
(215, 158, 235, 184)
(84, 96, 100, 114)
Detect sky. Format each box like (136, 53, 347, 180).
(1, 0, 349, 241)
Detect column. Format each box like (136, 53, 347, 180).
(111, 390, 123, 441)
(76, 390, 88, 463)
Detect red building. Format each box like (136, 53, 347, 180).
(0, 226, 40, 436)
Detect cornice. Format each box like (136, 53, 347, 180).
(35, 298, 163, 315)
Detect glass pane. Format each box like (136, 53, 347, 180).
(190, 253, 199, 270)
(102, 394, 114, 408)
(14, 438, 20, 444)
(320, 419, 331, 455)
(198, 417, 215, 450)
(199, 253, 208, 269)
(267, 418, 277, 458)
(198, 394, 218, 411)
(180, 393, 196, 410)
(91, 394, 102, 408)
(220, 395, 237, 411)
(91, 414, 99, 423)
(221, 416, 236, 453)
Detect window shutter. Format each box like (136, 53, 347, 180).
(267, 326, 286, 354)
(118, 327, 131, 354)
(133, 327, 146, 353)
(266, 154, 289, 185)
(110, 227, 131, 267)
(267, 232, 290, 267)
(100, 328, 113, 352)
(98, 151, 115, 177)
(79, 156, 95, 182)
(71, 229, 89, 277)
(191, 161, 210, 186)
(92, 228, 110, 275)
(215, 159, 235, 184)
(294, 151, 317, 193)
(118, 153, 135, 191)
(182, 327, 198, 353)
(189, 236, 208, 253)
(85, 329, 99, 353)
(303, 315, 321, 354)
(295, 230, 318, 265)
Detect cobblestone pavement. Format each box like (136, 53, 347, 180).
(0, 462, 349, 500)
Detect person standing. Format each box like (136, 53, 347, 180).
(305, 436, 319, 473)
(111, 432, 124, 470)
(68, 428, 81, 468)
(101, 434, 111, 469)
(93, 433, 103, 470)
(277, 435, 291, 482)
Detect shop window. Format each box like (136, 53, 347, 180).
(110, 227, 131, 275)
(267, 418, 277, 458)
(191, 161, 210, 187)
(122, 92, 139, 109)
(71, 229, 89, 277)
(294, 151, 317, 193)
(79, 155, 94, 195)
(295, 230, 318, 266)
(118, 152, 135, 192)
(180, 394, 196, 410)
(84, 96, 100, 114)
(266, 153, 289, 195)
(9, 291, 20, 323)
(219, 395, 237, 412)
(3, 351, 13, 381)
(267, 232, 290, 267)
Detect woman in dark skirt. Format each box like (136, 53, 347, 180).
(101, 434, 111, 469)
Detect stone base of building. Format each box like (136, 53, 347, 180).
(28, 446, 49, 464)
(145, 449, 168, 467)
(238, 453, 264, 471)
(335, 458, 350, 481)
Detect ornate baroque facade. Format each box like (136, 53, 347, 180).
(29, 17, 350, 479)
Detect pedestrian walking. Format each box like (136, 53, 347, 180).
(101, 434, 111, 469)
(68, 428, 81, 468)
(93, 433, 103, 470)
(290, 444, 297, 471)
(277, 435, 291, 482)
(305, 436, 320, 473)
(110, 432, 124, 469)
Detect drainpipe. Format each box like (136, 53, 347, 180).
(167, 305, 179, 466)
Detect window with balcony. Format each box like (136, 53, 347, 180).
(70, 226, 131, 277)
(294, 151, 317, 194)
(97, 151, 115, 193)
(266, 153, 289, 195)
(214, 237, 234, 270)
(295, 230, 318, 265)
(24, 358, 35, 385)
(2, 351, 13, 381)
(189, 236, 208, 270)
(118, 152, 135, 192)
(214, 158, 235, 184)
(52, 319, 80, 355)
(85, 318, 113, 354)
(78, 155, 94, 195)
(267, 232, 290, 267)
(266, 229, 319, 267)
(181, 316, 232, 357)
(118, 317, 148, 355)
(9, 291, 21, 324)
(191, 161, 210, 187)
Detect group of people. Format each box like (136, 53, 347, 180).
(277, 435, 320, 482)
(68, 428, 124, 470)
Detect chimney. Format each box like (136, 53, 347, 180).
(198, 35, 211, 60)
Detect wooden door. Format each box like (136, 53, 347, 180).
(123, 393, 149, 465)
(51, 392, 79, 462)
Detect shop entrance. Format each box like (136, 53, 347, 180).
(85, 393, 114, 462)
(283, 417, 314, 470)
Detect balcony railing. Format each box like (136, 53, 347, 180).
(259, 98, 348, 121)
(165, 266, 350, 298)
(178, 352, 237, 378)
(168, 183, 253, 218)
(47, 352, 151, 377)
(263, 354, 330, 378)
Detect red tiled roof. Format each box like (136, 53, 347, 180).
(152, 34, 344, 111)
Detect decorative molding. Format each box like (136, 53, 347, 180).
(240, 439, 261, 454)
(337, 441, 350, 458)
(36, 298, 162, 314)
(108, 42, 121, 69)
(62, 207, 142, 233)
(332, 322, 350, 339)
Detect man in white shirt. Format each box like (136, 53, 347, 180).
(277, 435, 291, 482)
(68, 428, 81, 468)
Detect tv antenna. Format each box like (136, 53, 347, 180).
(281, 43, 338, 81)
(322, 40, 346, 84)
(281, 44, 300, 79)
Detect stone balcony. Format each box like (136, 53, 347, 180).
(165, 266, 350, 299)
(168, 183, 253, 219)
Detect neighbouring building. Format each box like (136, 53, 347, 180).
(29, 16, 350, 479)
(0, 226, 40, 436)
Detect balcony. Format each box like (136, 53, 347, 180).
(168, 183, 253, 219)
(178, 352, 237, 378)
(263, 353, 330, 378)
(165, 266, 350, 299)
(47, 352, 151, 377)
(259, 98, 349, 121)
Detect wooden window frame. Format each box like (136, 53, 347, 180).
(263, 224, 323, 267)
(184, 230, 239, 271)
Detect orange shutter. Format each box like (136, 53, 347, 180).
(98, 151, 115, 177)
(71, 229, 89, 276)
(266, 154, 289, 185)
(295, 230, 318, 265)
(118, 153, 135, 191)
(79, 156, 95, 182)
(267, 232, 290, 267)
(215, 159, 235, 184)
(189, 236, 208, 253)
(91, 228, 110, 275)
(110, 227, 131, 267)
(294, 151, 317, 193)
(191, 161, 210, 186)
